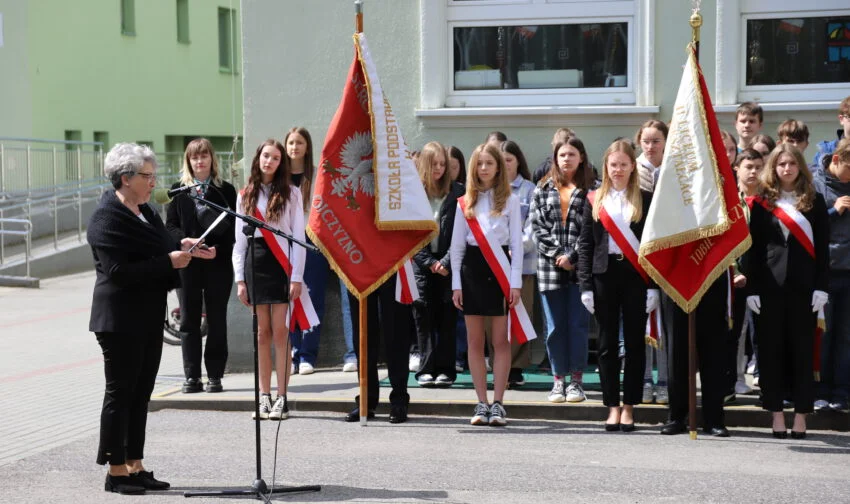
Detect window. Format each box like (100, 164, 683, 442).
(716, 0, 850, 106)
(177, 0, 190, 44)
(121, 0, 135, 36)
(93, 131, 110, 152)
(420, 0, 653, 112)
(218, 7, 236, 73)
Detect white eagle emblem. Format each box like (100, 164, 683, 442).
(322, 130, 374, 210)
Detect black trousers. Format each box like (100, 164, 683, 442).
(756, 288, 816, 413)
(413, 274, 457, 381)
(663, 276, 728, 429)
(594, 256, 648, 407)
(349, 276, 411, 410)
(179, 257, 233, 380)
(96, 330, 163, 465)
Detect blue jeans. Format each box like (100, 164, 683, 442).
(289, 239, 328, 366)
(819, 271, 850, 402)
(340, 278, 356, 364)
(541, 284, 589, 377)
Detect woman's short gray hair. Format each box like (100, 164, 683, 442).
(104, 143, 158, 189)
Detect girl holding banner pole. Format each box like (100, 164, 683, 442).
(233, 139, 305, 421)
(450, 143, 526, 426)
(577, 139, 656, 431)
(746, 144, 829, 439)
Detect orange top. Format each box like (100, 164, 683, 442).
(558, 186, 572, 225)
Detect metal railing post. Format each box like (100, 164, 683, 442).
(77, 146, 83, 241)
(53, 147, 59, 250)
(0, 143, 5, 194)
(26, 145, 32, 222)
(25, 221, 32, 278)
(0, 208, 4, 265)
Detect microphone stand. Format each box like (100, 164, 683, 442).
(178, 191, 320, 499)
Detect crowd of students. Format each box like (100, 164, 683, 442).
(168, 95, 850, 437)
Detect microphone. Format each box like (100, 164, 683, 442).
(153, 188, 172, 204)
(167, 184, 199, 197)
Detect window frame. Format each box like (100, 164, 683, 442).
(120, 0, 136, 36)
(420, 0, 653, 112)
(218, 7, 237, 74)
(716, 0, 850, 107)
(177, 0, 190, 44)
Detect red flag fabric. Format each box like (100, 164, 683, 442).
(638, 45, 751, 312)
(307, 34, 437, 299)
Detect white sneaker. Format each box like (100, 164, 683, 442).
(488, 401, 507, 427)
(470, 401, 490, 426)
(342, 362, 357, 373)
(435, 374, 454, 387)
(565, 381, 586, 403)
(417, 373, 436, 387)
(253, 394, 272, 420)
(642, 382, 655, 404)
(753, 376, 760, 387)
(655, 385, 669, 404)
(409, 353, 421, 372)
(268, 395, 289, 420)
(485, 357, 492, 372)
(734, 380, 753, 394)
(548, 380, 566, 403)
(814, 399, 830, 411)
(299, 362, 315, 375)
(746, 360, 757, 375)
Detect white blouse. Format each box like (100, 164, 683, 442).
(449, 190, 523, 290)
(604, 188, 632, 255)
(232, 185, 305, 284)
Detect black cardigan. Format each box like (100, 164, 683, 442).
(165, 180, 237, 262)
(748, 193, 830, 295)
(87, 190, 180, 334)
(577, 190, 653, 293)
(412, 182, 465, 296)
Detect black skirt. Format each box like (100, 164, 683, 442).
(244, 238, 290, 305)
(460, 245, 508, 316)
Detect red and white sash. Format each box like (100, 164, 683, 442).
(395, 260, 419, 304)
(749, 196, 825, 378)
(588, 191, 661, 347)
(252, 209, 320, 331)
(458, 198, 536, 344)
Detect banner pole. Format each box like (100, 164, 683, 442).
(355, 0, 363, 34)
(359, 298, 369, 425)
(688, 8, 703, 442)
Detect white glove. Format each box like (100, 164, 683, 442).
(746, 295, 761, 315)
(646, 289, 660, 314)
(580, 291, 595, 314)
(812, 290, 829, 313)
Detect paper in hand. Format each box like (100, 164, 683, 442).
(188, 211, 228, 252)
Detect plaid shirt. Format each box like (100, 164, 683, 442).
(530, 179, 588, 291)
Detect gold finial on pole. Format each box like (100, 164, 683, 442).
(689, 10, 703, 44)
(355, 0, 363, 34)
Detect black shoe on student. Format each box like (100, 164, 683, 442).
(389, 405, 408, 424)
(508, 368, 525, 388)
(182, 378, 203, 393)
(205, 378, 223, 393)
(660, 420, 687, 435)
(345, 407, 375, 422)
(104, 474, 145, 495)
(704, 426, 731, 437)
(132, 470, 170, 490)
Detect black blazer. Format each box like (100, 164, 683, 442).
(166, 180, 237, 262)
(748, 193, 830, 295)
(412, 182, 465, 295)
(577, 190, 653, 293)
(88, 190, 180, 334)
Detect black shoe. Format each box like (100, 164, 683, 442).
(772, 430, 788, 439)
(388, 405, 408, 424)
(604, 423, 620, 432)
(132, 470, 170, 490)
(620, 423, 636, 433)
(791, 431, 807, 440)
(723, 393, 737, 405)
(205, 378, 223, 393)
(182, 377, 203, 393)
(345, 407, 375, 422)
(508, 368, 525, 388)
(705, 426, 730, 437)
(660, 420, 687, 435)
(104, 474, 145, 495)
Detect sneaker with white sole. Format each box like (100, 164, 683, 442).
(470, 401, 490, 425)
(299, 362, 315, 375)
(814, 399, 830, 411)
(417, 373, 436, 387)
(655, 385, 669, 404)
(268, 395, 289, 420)
(565, 381, 587, 403)
(734, 380, 753, 394)
(488, 401, 507, 426)
(435, 374, 454, 387)
(548, 380, 566, 403)
(342, 361, 357, 373)
(642, 382, 655, 404)
(253, 394, 272, 420)
(409, 353, 421, 372)
(752, 376, 760, 387)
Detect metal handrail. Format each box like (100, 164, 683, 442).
(0, 218, 33, 277)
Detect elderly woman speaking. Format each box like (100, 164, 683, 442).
(87, 143, 214, 495)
